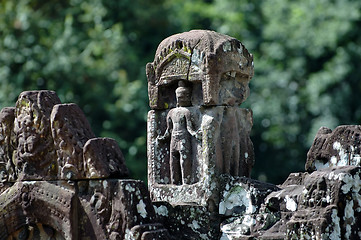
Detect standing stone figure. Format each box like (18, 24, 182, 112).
(157, 81, 200, 185)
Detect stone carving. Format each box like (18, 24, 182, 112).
(50, 103, 96, 180)
(14, 91, 61, 180)
(147, 30, 255, 239)
(148, 31, 361, 240)
(147, 30, 254, 211)
(83, 137, 129, 179)
(219, 166, 361, 239)
(0, 181, 76, 239)
(306, 125, 361, 172)
(157, 81, 201, 185)
(0, 90, 169, 240)
(0, 90, 129, 181)
(147, 30, 253, 109)
(77, 179, 169, 240)
(0, 107, 16, 183)
(7, 223, 64, 240)
(216, 124, 361, 239)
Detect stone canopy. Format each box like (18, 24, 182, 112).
(147, 30, 254, 109)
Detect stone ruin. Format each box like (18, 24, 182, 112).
(0, 30, 360, 239)
(0, 91, 169, 239)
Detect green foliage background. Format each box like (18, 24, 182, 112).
(1, 0, 361, 183)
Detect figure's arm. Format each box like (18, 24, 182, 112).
(157, 114, 172, 141)
(186, 114, 202, 140)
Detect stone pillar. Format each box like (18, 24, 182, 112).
(147, 30, 255, 239)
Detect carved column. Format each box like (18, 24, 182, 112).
(147, 30, 255, 239)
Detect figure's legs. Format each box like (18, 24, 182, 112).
(170, 141, 182, 185)
(180, 138, 192, 184)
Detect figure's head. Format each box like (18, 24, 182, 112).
(175, 81, 191, 107)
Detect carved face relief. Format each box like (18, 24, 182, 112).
(15, 98, 44, 159)
(175, 81, 192, 107)
(13, 91, 60, 179)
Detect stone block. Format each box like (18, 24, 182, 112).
(148, 107, 253, 206)
(306, 125, 361, 172)
(154, 202, 220, 240)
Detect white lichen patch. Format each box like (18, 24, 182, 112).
(221, 215, 256, 238)
(199, 233, 208, 239)
(325, 195, 331, 204)
(302, 187, 308, 195)
(340, 172, 361, 195)
(314, 159, 330, 170)
(124, 228, 136, 240)
(341, 174, 354, 193)
(284, 195, 297, 212)
(210, 181, 217, 191)
(153, 205, 168, 217)
(190, 220, 200, 229)
(351, 174, 361, 192)
(330, 156, 338, 165)
(136, 199, 147, 218)
(355, 192, 361, 213)
(125, 184, 135, 192)
(328, 171, 347, 181)
(219, 185, 253, 216)
(242, 215, 256, 228)
(344, 200, 355, 239)
(333, 141, 342, 151)
(325, 141, 361, 168)
(191, 48, 204, 66)
(323, 209, 341, 240)
(223, 42, 232, 52)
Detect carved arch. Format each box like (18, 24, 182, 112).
(0, 182, 76, 239)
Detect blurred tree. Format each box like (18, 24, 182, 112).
(1, 0, 361, 184)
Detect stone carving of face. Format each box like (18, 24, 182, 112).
(15, 97, 40, 158)
(175, 81, 192, 107)
(13, 91, 60, 178)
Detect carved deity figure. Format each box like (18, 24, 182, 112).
(157, 81, 200, 185)
(14, 91, 60, 178)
